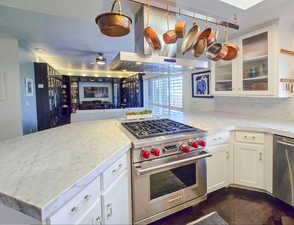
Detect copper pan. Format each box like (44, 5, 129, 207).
(193, 38, 207, 57)
(223, 43, 239, 60)
(206, 42, 228, 61)
(95, 0, 132, 37)
(222, 26, 239, 61)
(181, 23, 199, 55)
(163, 4, 177, 44)
(144, 0, 161, 50)
(144, 27, 161, 50)
(198, 27, 216, 47)
(175, 9, 186, 38)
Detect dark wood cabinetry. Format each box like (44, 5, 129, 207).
(120, 74, 144, 108)
(34, 63, 71, 131)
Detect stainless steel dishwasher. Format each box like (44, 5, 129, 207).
(273, 135, 294, 206)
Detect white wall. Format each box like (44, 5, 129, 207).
(79, 82, 113, 103)
(0, 38, 23, 141)
(19, 41, 38, 135)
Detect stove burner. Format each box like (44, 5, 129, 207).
(122, 119, 202, 139)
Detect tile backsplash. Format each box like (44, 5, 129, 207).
(214, 96, 294, 121)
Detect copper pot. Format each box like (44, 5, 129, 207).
(193, 38, 207, 57)
(223, 43, 239, 60)
(206, 43, 228, 61)
(181, 23, 200, 55)
(95, 0, 132, 37)
(163, 30, 177, 44)
(144, 26, 161, 50)
(175, 20, 186, 38)
(198, 28, 216, 47)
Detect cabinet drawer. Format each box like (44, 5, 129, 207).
(235, 131, 264, 144)
(75, 200, 102, 225)
(102, 154, 128, 191)
(207, 132, 231, 147)
(50, 178, 100, 225)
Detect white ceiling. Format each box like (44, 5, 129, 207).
(0, 0, 292, 76)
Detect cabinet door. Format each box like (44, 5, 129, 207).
(211, 40, 239, 96)
(240, 28, 274, 96)
(102, 171, 130, 225)
(207, 144, 233, 193)
(234, 143, 265, 189)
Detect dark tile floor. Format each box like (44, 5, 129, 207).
(150, 188, 294, 225)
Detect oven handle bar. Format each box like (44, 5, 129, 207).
(277, 140, 294, 148)
(136, 153, 212, 176)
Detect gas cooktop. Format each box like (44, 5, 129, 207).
(122, 118, 204, 139)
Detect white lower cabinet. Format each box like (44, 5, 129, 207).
(207, 144, 233, 193)
(48, 152, 131, 225)
(234, 143, 265, 189)
(102, 170, 130, 225)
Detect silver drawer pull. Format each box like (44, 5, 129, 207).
(112, 169, 117, 175)
(244, 135, 248, 139)
(84, 194, 92, 201)
(168, 196, 183, 203)
(70, 206, 79, 215)
(95, 216, 102, 225)
(252, 136, 256, 139)
(106, 203, 112, 218)
(259, 152, 262, 161)
(226, 152, 230, 159)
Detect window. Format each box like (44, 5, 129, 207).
(145, 75, 183, 109)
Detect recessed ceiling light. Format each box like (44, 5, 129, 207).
(95, 74, 99, 77)
(122, 70, 127, 72)
(219, 0, 264, 10)
(136, 62, 142, 65)
(35, 48, 46, 52)
(107, 75, 111, 78)
(82, 74, 86, 77)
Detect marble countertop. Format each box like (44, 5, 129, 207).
(0, 120, 131, 221)
(0, 110, 294, 221)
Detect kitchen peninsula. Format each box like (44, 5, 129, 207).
(1, 111, 294, 224)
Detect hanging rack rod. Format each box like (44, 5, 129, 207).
(128, 0, 239, 30)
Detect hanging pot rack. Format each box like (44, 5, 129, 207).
(128, 0, 239, 30)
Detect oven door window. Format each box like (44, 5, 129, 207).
(150, 163, 196, 200)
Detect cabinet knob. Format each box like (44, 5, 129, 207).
(84, 194, 92, 201)
(70, 206, 79, 215)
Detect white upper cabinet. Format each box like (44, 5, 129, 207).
(212, 23, 294, 97)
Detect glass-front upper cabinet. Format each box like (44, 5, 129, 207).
(214, 61, 233, 92)
(241, 31, 269, 93)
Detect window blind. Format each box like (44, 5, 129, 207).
(146, 75, 183, 109)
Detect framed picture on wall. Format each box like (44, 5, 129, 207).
(25, 78, 34, 97)
(192, 70, 213, 98)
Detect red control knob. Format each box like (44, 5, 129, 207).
(151, 148, 161, 157)
(142, 150, 151, 159)
(198, 140, 207, 147)
(181, 145, 190, 153)
(190, 142, 199, 148)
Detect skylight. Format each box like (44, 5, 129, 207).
(219, 0, 265, 10)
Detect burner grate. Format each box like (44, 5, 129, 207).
(122, 119, 201, 139)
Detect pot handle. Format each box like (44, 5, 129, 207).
(111, 0, 122, 14)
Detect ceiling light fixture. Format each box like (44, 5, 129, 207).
(96, 53, 106, 65)
(219, 0, 264, 10)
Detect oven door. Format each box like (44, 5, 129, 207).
(132, 151, 210, 223)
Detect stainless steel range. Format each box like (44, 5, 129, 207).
(121, 118, 211, 225)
